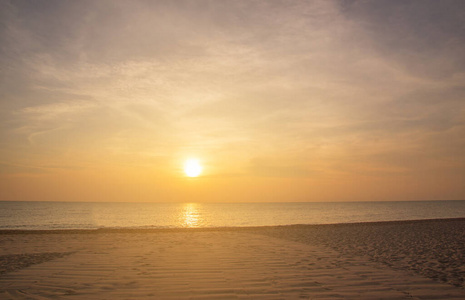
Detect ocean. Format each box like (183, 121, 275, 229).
(0, 200, 464, 230)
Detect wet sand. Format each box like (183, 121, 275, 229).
(1, 219, 464, 299)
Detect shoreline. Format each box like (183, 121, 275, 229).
(1, 216, 465, 234)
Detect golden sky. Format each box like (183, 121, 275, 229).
(1, 0, 464, 202)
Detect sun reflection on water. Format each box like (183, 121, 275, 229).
(181, 203, 202, 228)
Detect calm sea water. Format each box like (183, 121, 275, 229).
(0, 200, 464, 230)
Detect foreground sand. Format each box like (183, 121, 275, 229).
(253, 218, 465, 289)
(0, 219, 464, 299)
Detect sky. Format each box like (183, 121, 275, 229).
(1, 0, 464, 202)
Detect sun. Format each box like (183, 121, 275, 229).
(184, 159, 202, 177)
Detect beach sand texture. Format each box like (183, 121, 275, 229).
(1, 219, 464, 299)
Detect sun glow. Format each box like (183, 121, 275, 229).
(184, 159, 202, 177)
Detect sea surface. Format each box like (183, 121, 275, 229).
(1, 200, 465, 230)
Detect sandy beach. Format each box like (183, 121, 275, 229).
(1, 219, 464, 299)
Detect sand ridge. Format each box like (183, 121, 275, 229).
(0, 253, 73, 275)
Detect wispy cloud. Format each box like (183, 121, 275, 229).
(1, 0, 464, 201)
